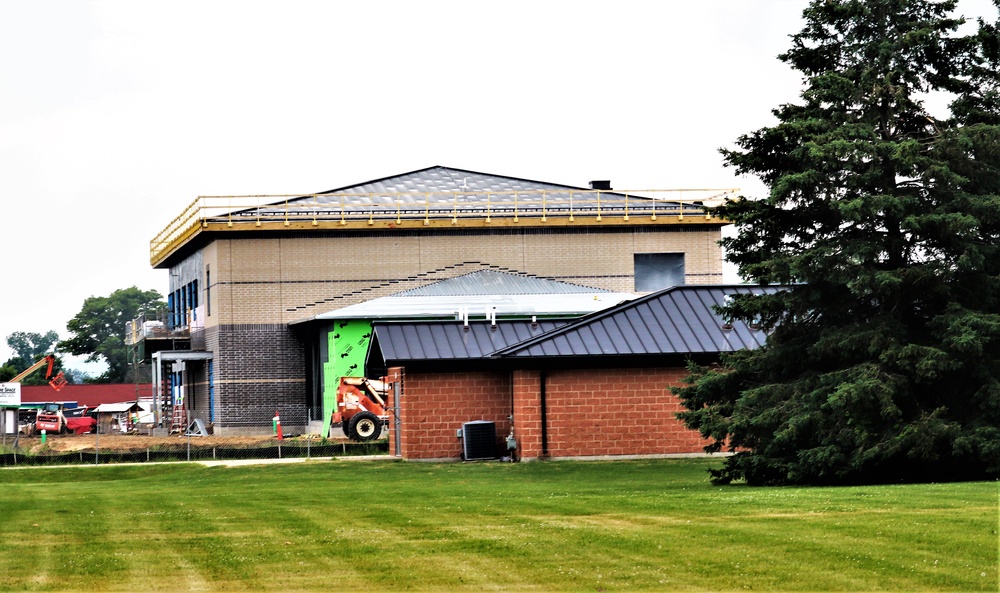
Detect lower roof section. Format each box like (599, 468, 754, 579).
(369, 319, 567, 370)
(151, 351, 214, 362)
(368, 285, 785, 371)
(292, 269, 636, 325)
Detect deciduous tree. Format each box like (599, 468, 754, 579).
(1, 331, 66, 385)
(59, 287, 165, 383)
(7, 331, 59, 361)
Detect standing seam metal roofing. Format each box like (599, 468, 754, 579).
(396, 270, 610, 296)
(373, 320, 567, 363)
(301, 269, 634, 323)
(491, 285, 783, 358)
(368, 285, 783, 365)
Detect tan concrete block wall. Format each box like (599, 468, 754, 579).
(201, 242, 221, 330)
(631, 228, 724, 285)
(207, 226, 724, 325)
(276, 235, 424, 282)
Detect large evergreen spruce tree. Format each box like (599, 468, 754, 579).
(676, 0, 1000, 485)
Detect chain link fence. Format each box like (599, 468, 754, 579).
(0, 404, 389, 467)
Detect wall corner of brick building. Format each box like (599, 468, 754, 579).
(386, 366, 404, 458)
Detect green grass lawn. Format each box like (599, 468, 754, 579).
(0, 459, 996, 591)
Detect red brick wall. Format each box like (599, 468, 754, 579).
(512, 369, 543, 460)
(388, 365, 711, 461)
(543, 367, 711, 457)
(390, 369, 512, 460)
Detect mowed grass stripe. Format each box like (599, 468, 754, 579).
(0, 459, 996, 591)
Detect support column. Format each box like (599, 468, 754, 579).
(386, 367, 404, 458)
(512, 369, 543, 461)
(151, 352, 162, 429)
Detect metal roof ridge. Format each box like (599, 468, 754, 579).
(489, 284, 774, 357)
(315, 165, 442, 195)
(372, 317, 575, 327)
(395, 269, 614, 297)
(315, 165, 615, 196)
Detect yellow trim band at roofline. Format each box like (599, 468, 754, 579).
(149, 188, 737, 267)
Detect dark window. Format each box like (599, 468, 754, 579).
(189, 279, 198, 321)
(205, 267, 211, 316)
(634, 253, 685, 291)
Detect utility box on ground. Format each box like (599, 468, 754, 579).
(461, 420, 497, 460)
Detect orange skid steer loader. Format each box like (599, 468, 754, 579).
(332, 377, 389, 441)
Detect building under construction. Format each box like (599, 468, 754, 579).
(127, 166, 736, 435)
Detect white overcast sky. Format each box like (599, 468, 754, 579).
(1, 0, 995, 368)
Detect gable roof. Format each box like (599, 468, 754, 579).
(255, 165, 675, 217)
(398, 270, 607, 296)
(366, 284, 784, 370)
(493, 284, 781, 358)
(312, 166, 589, 201)
(153, 165, 733, 268)
(297, 270, 636, 323)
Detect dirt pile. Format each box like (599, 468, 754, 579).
(15, 433, 346, 455)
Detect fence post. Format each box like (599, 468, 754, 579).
(94, 419, 99, 465)
(187, 432, 191, 462)
(307, 408, 311, 459)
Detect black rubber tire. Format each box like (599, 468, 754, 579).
(349, 411, 381, 441)
(341, 421, 353, 439)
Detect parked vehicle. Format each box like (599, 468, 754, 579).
(331, 377, 388, 441)
(34, 403, 96, 435)
(7, 354, 70, 436)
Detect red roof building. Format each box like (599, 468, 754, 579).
(21, 384, 152, 408)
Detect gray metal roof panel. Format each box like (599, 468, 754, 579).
(373, 320, 567, 363)
(308, 292, 635, 321)
(494, 285, 782, 358)
(398, 270, 609, 296)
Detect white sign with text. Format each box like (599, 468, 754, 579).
(0, 383, 21, 407)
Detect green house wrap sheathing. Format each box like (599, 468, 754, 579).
(322, 320, 373, 437)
